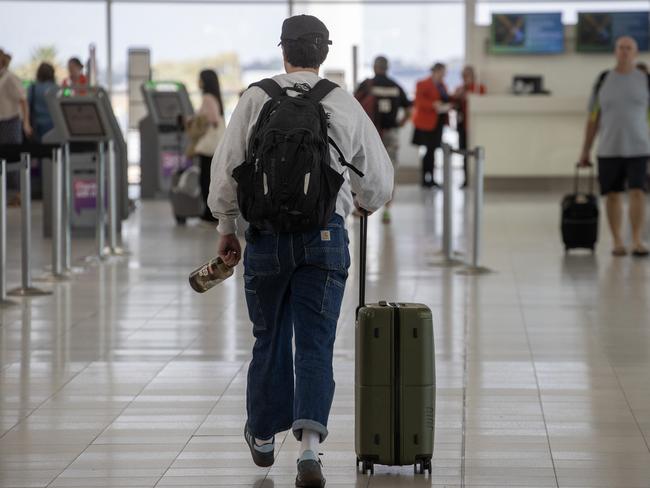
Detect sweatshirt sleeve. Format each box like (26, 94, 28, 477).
(208, 89, 260, 235)
(347, 101, 394, 212)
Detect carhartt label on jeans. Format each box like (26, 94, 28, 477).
(320, 231, 331, 241)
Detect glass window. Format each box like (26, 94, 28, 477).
(113, 2, 287, 122)
(0, 1, 107, 84)
(292, 3, 465, 95)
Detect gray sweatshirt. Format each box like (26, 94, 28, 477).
(208, 71, 394, 235)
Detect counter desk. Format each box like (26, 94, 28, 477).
(468, 94, 589, 181)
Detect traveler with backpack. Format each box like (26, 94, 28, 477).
(578, 36, 650, 257)
(208, 14, 393, 487)
(354, 56, 411, 223)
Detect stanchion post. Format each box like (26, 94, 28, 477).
(442, 143, 453, 261)
(52, 148, 63, 276)
(429, 145, 464, 268)
(457, 146, 492, 276)
(37, 148, 69, 282)
(106, 139, 126, 256)
(0, 159, 16, 307)
(61, 143, 84, 273)
(63, 143, 71, 270)
(472, 146, 485, 268)
(8, 153, 51, 297)
(96, 142, 106, 260)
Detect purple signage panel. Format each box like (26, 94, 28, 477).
(73, 178, 97, 214)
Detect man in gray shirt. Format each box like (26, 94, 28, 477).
(208, 15, 393, 487)
(579, 36, 650, 257)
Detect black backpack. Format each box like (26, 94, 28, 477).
(232, 78, 363, 233)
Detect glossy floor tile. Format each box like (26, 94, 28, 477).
(1, 183, 650, 487)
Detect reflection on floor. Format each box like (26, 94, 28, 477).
(1, 185, 650, 487)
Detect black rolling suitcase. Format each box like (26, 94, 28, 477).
(561, 165, 599, 252)
(355, 213, 435, 475)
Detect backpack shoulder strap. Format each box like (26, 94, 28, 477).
(594, 70, 609, 96)
(328, 136, 364, 178)
(306, 79, 339, 103)
(249, 78, 284, 98)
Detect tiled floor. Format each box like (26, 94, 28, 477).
(1, 183, 650, 487)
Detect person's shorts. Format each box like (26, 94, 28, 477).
(598, 156, 648, 195)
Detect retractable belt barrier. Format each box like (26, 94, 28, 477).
(435, 143, 492, 275)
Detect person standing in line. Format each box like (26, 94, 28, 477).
(194, 69, 225, 225)
(354, 55, 411, 223)
(0, 48, 32, 204)
(208, 15, 393, 487)
(27, 62, 58, 199)
(28, 62, 58, 142)
(579, 36, 650, 257)
(412, 62, 450, 188)
(62, 57, 87, 88)
(0, 48, 32, 143)
(453, 65, 486, 189)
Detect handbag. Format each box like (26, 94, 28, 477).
(194, 122, 225, 156)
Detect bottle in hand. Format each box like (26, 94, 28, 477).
(189, 257, 234, 293)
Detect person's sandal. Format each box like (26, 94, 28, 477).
(612, 247, 628, 257)
(632, 247, 649, 258)
(244, 422, 275, 467)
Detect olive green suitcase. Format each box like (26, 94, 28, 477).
(355, 214, 435, 475)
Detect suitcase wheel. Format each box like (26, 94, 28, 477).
(175, 216, 187, 226)
(361, 460, 374, 475)
(414, 458, 432, 475)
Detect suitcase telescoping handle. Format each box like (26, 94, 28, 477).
(574, 162, 595, 195)
(357, 210, 368, 316)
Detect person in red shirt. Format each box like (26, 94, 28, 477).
(62, 57, 88, 88)
(412, 63, 450, 188)
(453, 65, 486, 188)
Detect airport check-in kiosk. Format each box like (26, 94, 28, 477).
(42, 87, 128, 236)
(139, 81, 194, 198)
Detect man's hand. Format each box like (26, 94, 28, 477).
(218, 234, 242, 267)
(578, 150, 593, 168)
(354, 198, 374, 216)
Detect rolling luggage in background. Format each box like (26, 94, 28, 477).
(355, 213, 435, 475)
(561, 165, 599, 252)
(170, 165, 204, 225)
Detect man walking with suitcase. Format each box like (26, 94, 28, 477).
(208, 15, 393, 487)
(579, 36, 650, 257)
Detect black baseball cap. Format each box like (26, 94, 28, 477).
(280, 15, 332, 45)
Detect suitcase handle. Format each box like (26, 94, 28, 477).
(357, 209, 368, 317)
(574, 162, 595, 195)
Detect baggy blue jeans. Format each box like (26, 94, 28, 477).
(243, 214, 350, 442)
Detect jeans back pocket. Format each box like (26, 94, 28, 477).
(303, 215, 349, 272)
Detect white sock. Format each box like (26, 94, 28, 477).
(299, 429, 320, 460)
(255, 436, 273, 446)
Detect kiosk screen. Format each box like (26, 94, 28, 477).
(152, 92, 183, 123)
(61, 102, 106, 137)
